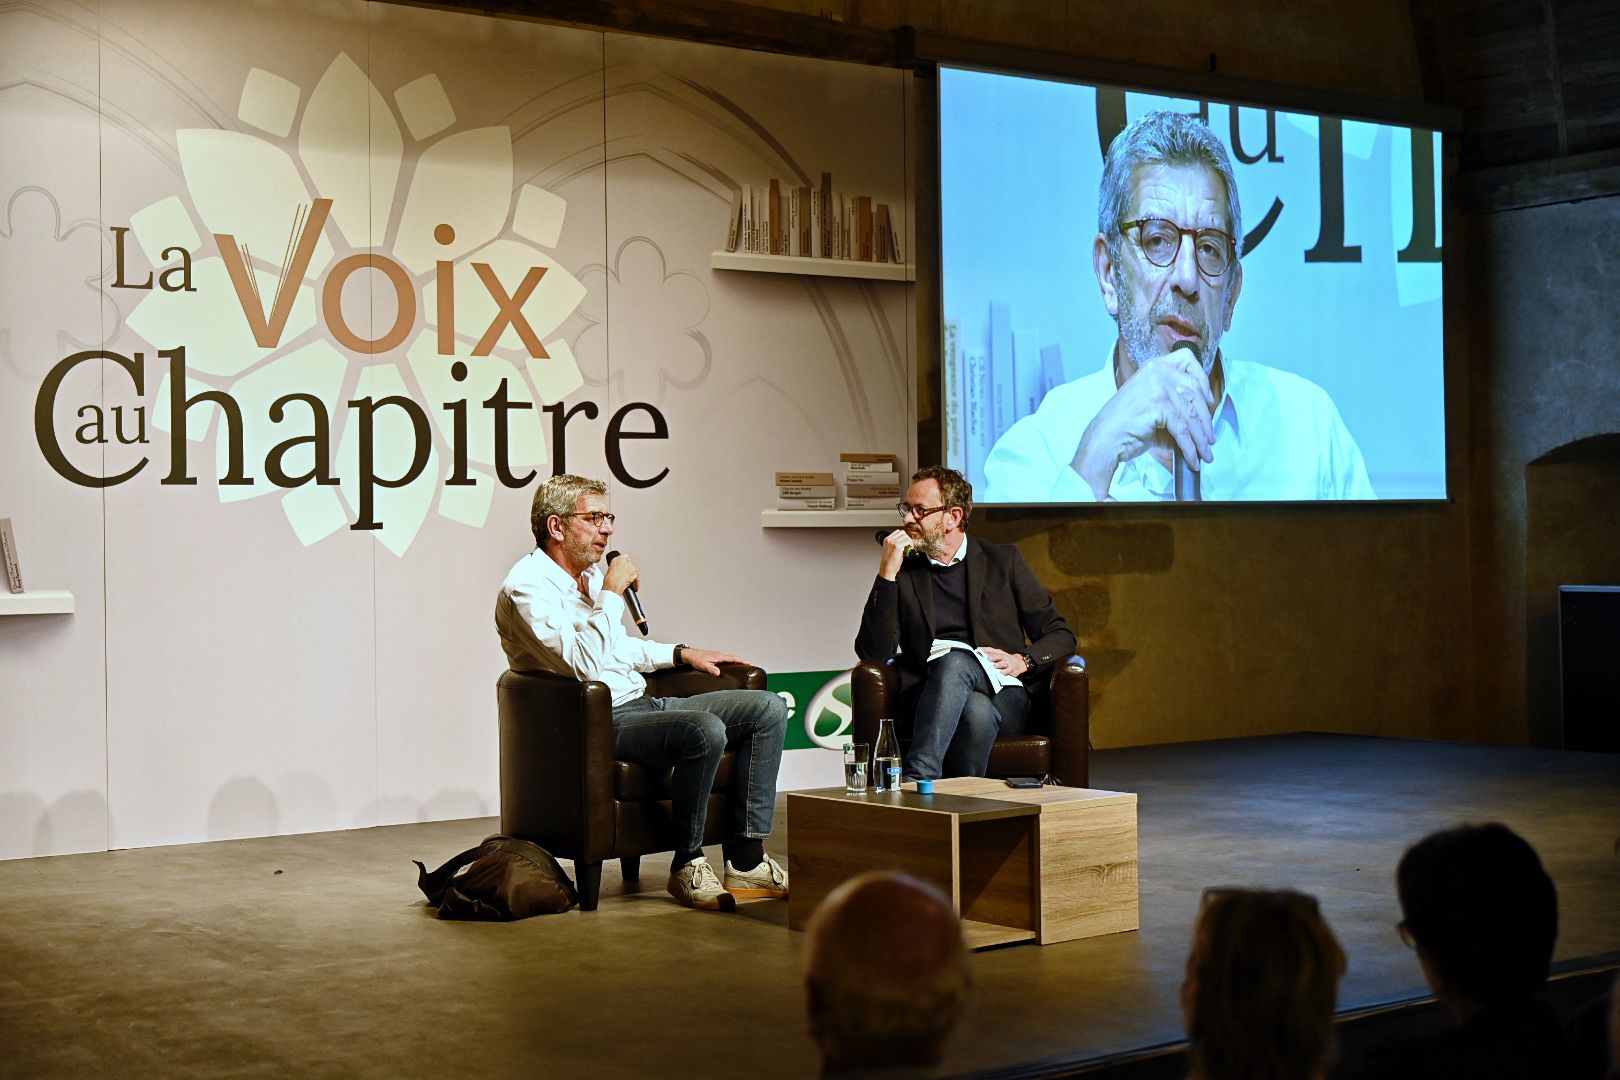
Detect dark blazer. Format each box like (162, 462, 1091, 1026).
(854, 534, 1076, 698)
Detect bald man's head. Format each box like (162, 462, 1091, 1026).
(804, 873, 970, 1072)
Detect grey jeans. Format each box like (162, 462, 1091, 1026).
(611, 688, 788, 854)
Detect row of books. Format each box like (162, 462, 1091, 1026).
(725, 175, 903, 264)
(943, 304, 1068, 490)
(775, 453, 901, 510)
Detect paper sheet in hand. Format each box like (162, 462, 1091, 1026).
(927, 639, 1021, 689)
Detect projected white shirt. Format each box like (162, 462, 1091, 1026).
(982, 350, 1376, 503)
(496, 549, 678, 706)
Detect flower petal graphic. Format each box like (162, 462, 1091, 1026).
(395, 74, 455, 141)
(211, 340, 348, 504)
(336, 363, 439, 558)
(405, 329, 547, 469)
(528, 337, 584, 404)
(392, 126, 513, 275)
(437, 464, 495, 528)
(126, 256, 317, 378)
(239, 67, 300, 138)
(281, 483, 348, 547)
(438, 238, 586, 352)
(299, 53, 403, 250)
(176, 129, 333, 279)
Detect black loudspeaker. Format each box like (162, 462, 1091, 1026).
(1559, 586, 1620, 753)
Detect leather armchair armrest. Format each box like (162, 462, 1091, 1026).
(1046, 656, 1090, 787)
(644, 662, 766, 697)
(851, 660, 897, 751)
(497, 669, 617, 859)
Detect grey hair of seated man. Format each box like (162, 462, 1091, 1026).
(804, 871, 970, 1073)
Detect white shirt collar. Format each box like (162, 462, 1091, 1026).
(927, 533, 968, 568)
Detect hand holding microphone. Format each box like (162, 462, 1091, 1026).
(1169, 340, 1206, 503)
(604, 550, 649, 635)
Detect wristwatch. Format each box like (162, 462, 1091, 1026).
(674, 644, 686, 666)
(1020, 652, 1035, 672)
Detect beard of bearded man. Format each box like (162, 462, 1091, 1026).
(908, 519, 947, 560)
(1113, 263, 1218, 375)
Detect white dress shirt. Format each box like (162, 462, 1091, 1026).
(496, 548, 677, 706)
(982, 349, 1376, 503)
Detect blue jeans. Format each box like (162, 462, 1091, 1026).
(611, 688, 787, 855)
(905, 650, 1030, 780)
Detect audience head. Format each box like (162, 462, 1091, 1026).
(1182, 887, 1346, 1080)
(1396, 822, 1557, 1010)
(804, 872, 969, 1073)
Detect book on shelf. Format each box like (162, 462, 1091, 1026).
(989, 301, 1014, 440)
(838, 466, 899, 482)
(873, 203, 891, 263)
(810, 190, 822, 258)
(725, 187, 743, 252)
(1, 518, 22, 594)
(797, 185, 812, 256)
(777, 485, 836, 499)
(844, 497, 898, 510)
(776, 497, 836, 510)
(963, 347, 991, 489)
(775, 471, 834, 486)
(889, 215, 903, 264)
(788, 188, 800, 256)
(854, 196, 873, 261)
(839, 452, 897, 464)
(820, 173, 832, 259)
(1014, 326, 1041, 419)
(769, 179, 782, 255)
(844, 483, 900, 498)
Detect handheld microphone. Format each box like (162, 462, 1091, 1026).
(605, 550, 649, 636)
(1170, 340, 1203, 503)
(873, 530, 890, 545)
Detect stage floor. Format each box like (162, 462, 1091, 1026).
(2, 733, 1617, 1078)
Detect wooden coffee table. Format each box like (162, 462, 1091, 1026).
(787, 781, 1138, 948)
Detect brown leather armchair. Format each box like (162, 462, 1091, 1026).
(497, 662, 767, 910)
(850, 656, 1090, 785)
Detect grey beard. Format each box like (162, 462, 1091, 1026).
(913, 530, 946, 560)
(1114, 269, 1218, 375)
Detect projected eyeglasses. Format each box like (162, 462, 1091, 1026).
(1120, 218, 1236, 279)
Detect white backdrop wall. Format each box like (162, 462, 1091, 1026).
(0, 0, 915, 858)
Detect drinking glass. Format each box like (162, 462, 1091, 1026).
(843, 742, 870, 794)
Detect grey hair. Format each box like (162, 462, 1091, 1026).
(531, 474, 607, 548)
(1098, 110, 1243, 262)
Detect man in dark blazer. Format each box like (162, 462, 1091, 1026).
(855, 465, 1076, 780)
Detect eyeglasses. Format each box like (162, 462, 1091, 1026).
(561, 511, 616, 530)
(897, 503, 949, 521)
(1120, 217, 1236, 279)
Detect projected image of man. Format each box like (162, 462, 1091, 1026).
(983, 110, 1376, 503)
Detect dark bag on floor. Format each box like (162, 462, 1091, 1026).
(413, 834, 578, 920)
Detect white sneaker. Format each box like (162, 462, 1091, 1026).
(667, 856, 736, 911)
(723, 851, 789, 899)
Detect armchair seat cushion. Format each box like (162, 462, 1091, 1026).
(985, 735, 1052, 778)
(612, 752, 737, 801)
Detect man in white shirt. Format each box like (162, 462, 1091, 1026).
(983, 110, 1374, 503)
(496, 474, 789, 911)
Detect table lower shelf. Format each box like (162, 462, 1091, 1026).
(961, 920, 1039, 950)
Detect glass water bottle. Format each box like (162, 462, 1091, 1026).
(872, 718, 902, 793)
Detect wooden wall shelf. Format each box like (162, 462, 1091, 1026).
(712, 251, 915, 282)
(761, 510, 896, 528)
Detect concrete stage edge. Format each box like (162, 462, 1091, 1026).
(1, 734, 1616, 1079)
